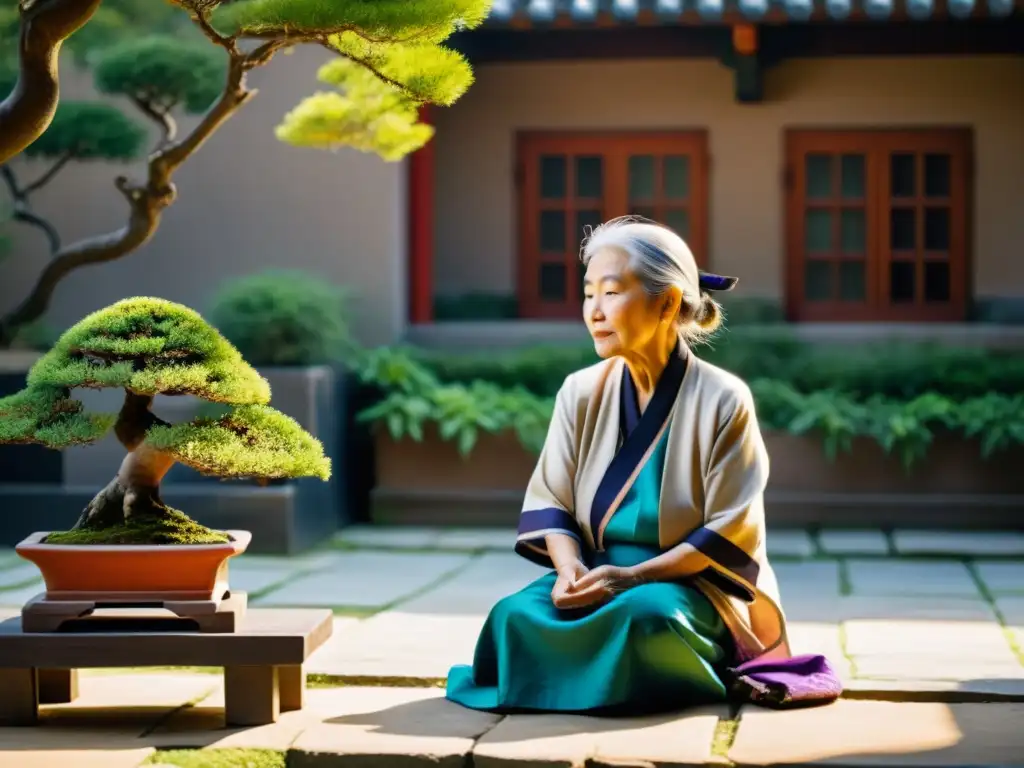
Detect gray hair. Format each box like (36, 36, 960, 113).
(580, 216, 723, 343)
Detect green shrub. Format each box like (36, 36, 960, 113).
(207, 270, 353, 367)
(415, 343, 602, 397)
(775, 343, 1024, 400)
(408, 334, 1024, 401)
(353, 347, 1024, 468)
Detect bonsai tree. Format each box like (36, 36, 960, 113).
(0, 296, 331, 545)
(0, 0, 490, 346)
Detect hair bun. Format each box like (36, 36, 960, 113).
(695, 293, 723, 332)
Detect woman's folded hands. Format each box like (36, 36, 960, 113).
(551, 562, 642, 610)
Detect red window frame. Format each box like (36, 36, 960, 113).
(517, 130, 709, 319)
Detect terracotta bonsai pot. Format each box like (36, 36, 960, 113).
(15, 530, 252, 602)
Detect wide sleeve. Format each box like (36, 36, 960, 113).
(514, 379, 584, 568)
(685, 385, 769, 603)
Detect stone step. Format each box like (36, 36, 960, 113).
(6, 679, 1024, 768)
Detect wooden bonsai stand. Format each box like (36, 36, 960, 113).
(0, 596, 333, 728)
(20, 589, 249, 633)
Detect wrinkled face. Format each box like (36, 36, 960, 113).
(582, 247, 673, 359)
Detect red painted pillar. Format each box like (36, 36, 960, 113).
(408, 105, 435, 325)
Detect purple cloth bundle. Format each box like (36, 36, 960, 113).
(727, 654, 843, 708)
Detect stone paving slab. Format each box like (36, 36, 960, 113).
(729, 699, 1024, 766)
(846, 560, 980, 598)
(239, 549, 344, 571)
(472, 705, 726, 768)
(835, 595, 997, 622)
(977, 561, 1024, 594)
(0, 563, 39, 589)
(45, 673, 218, 716)
(0, 583, 51, 608)
(252, 550, 474, 609)
(851, 655, 1024, 685)
(151, 685, 502, 765)
(893, 530, 1024, 557)
(307, 611, 484, 679)
(227, 564, 303, 596)
(396, 552, 543, 615)
(0, 725, 156, 768)
(147, 691, 318, 750)
(818, 529, 891, 555)
(843, 619, 1017, 659)
(291, 688, 500, 768)
(435, 528, 514, 551)
(0, 674, 219, 768)
(333, 525, 444, 550)
(766, 530, 815, 558)
(771, 561, 842, 599)
(996, 596, 1024, 624)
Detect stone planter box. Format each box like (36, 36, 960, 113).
(370, 428, 1024, 530)
(0, 365, 350, 554)
(370, 427, 535, 527)
(763, 433, 1024, 529)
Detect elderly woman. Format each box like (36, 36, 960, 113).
(445, 216, 828, 716)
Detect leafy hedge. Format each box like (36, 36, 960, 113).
(353, 346, 1024, 468)
(413, 335, 1024, 400)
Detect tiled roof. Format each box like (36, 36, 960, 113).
(487, 0, 1016, 22)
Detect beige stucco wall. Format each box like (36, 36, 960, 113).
(1, 47, 407, 347)
(433, 56, 1024, 303)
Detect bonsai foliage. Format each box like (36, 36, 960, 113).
(0, 0, 490, 346)
(0, 297, 331, 545)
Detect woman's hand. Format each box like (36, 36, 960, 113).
(551, 564, 642, 610)
(551, 560, 590, 610)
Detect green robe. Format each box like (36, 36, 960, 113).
(446, 431, 733, 714)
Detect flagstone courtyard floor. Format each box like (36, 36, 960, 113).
(1, 526, 1022, 767)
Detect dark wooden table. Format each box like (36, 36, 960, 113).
(0, 608, 333, 727)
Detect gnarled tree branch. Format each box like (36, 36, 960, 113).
(131, 95, 178, 149)
(0, 12, 290, 346)
(23, 150, 74, 194)
(0, 162, 62, 254)
(0, 0, 103, 165)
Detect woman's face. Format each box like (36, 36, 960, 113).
(582, 246, 676, 359)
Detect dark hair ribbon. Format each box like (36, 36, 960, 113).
(698, 271, 739, 293)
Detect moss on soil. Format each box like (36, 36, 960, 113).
(146, 748, 285, 768)
(45, 507, 229, 545)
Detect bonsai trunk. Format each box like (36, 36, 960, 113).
(72, 390, 176, 530)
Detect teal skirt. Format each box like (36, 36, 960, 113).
(446, 543, 733, 714)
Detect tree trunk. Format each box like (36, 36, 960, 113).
(73, 391, 176, 530)
(0, 0, 102, 165)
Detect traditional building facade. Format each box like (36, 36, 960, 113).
(2, 1, 1022, 347)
